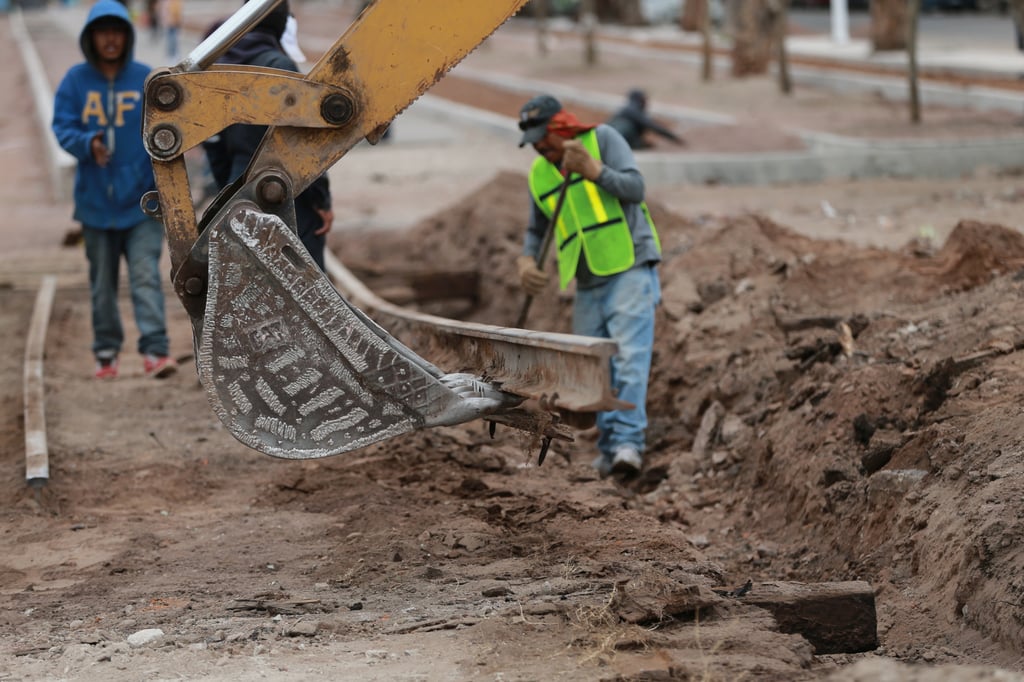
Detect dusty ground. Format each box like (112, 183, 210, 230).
(6, 3, 1024, 680)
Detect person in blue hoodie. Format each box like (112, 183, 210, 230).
(52, 0, 176, 380)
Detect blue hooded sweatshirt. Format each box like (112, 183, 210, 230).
(52, 0, 156, 230)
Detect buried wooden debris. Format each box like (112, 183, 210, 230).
(915, 339, 1024, 413)
(611, 580, 723, 625)
(740, 580, 878, 654)
(772, 312, 869, 336)
(226, 598, 325, 615)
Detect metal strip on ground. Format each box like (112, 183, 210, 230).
(24, 275, 56, 486)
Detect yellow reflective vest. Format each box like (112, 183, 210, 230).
(528, 130, 660, 290)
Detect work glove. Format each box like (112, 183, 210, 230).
(562, 139, 602, 181)
(516, 255, 549, 296)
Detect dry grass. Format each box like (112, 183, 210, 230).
(568, 577, 751, 681)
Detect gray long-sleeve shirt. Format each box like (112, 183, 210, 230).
(523, 124, 661, 290)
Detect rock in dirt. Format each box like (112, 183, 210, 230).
(126, 628, 164, 647)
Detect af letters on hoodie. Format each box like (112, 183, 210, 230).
(80, 90, 142, 130)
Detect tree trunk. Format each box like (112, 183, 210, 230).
(871, 0, 909, 51)
(596, 0, 644, 24)
(682, 0, 708, 32)
(1010, 0, 1024, 51)
(535, 0, 549, 55)
(775, 0, 792, 94)
(581, 0, 598, 65)
(907, 0, 921, 123)
(701, 0, 714, 81)
(731, 0, 779, 77)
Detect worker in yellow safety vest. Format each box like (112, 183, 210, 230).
(515, 94, 662, 478)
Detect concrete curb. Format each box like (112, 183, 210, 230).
(11, 7, 75, 202)
(634, 134, 1024, 186)
(453, 65, 738, 129)
(793, 65, 1024, 115)
(440, 61, 1024, 186)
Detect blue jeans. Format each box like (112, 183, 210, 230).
(83, 219, 169, 359)
(573, 265, 661, 459)
(166, 25, 180, 60)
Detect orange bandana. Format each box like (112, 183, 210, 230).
(546, 110, 596, 140)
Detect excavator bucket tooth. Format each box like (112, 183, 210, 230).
(538, 437, 551, 466)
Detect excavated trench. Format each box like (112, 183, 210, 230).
(339, 170, 1024, 664)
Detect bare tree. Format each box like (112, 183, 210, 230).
(681, 0, 706, 31)
(534, 0, 549, 55)
(731, 0, 776, 76)
(871, 0, 909, 51)
(907, 0, 921, 123)
(701, 0, 714, 82)
(682, 0, 714, 80)
(1012, 0, 1024, 123)
(581, 0, 598, 65)
(1009, 0, 1024, 49)
(773, 0, 792, 94)
(596, 0, 644, 24)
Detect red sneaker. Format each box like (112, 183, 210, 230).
(94, 356, 119, 380)
(143, 354, 177, 379)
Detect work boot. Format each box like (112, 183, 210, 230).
(610, 445, 642, 477)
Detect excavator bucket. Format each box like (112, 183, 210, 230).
(197, 202, 544, 458)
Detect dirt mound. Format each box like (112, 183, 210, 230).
(338, 171, 1024, 666)
(921, 220, 1024, 291)
(341, 169, 701, 333)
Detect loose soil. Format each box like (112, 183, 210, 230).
(5, 4, 1024, 681)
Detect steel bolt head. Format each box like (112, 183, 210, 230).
(151, 127, 178, 153)
(155, 83, 180, 109)
(184, 276, 204, 296)
(258, 177, 287, 205)
(321, 93, 355, 126)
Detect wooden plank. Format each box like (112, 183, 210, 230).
(740, 580, 878, 654)
(24, 275, 56, 486)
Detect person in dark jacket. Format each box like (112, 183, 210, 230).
(201, 0, 334, 270)
(605, 89, 684, 151)
(52, 0, 176, 380)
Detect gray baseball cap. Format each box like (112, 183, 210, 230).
(518, 94, 562, 147)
